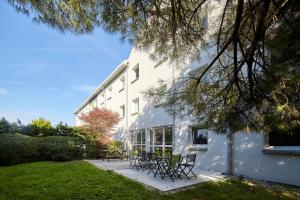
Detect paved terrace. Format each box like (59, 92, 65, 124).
(86, 159, 226, 192)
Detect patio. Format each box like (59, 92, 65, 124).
(86, 159, 226, 192)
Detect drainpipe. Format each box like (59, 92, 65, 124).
(125, 63, 129, 150)
(172, 62, 176, 153)
(227, 129, 234, 175)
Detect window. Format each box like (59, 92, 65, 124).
(120, 105, 125, 118)
(202, 15, 208, 29)
(132, 63, 139, 83)
(269, 126, 300, 146)
(132, 98, 139, 114)
(90, 96, 97, 109)
(154, 83, 167, 107)
(150, 126, 173, 155)
(154, 58, 167, 68)
(132, 129, 145, 152)
(165, 126, 173, 145)
(191, 127, 208, 145)
(119, 76, 125, 92)
(107, 86, 112, 99)
(155, 128, 163, 145)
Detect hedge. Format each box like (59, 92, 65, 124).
(0, 134, 85, 166)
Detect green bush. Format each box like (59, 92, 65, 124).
(108, 141, 123, 153)
(0, 134, 84, 166)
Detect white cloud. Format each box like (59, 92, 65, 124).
(0, 88, 7, 95)
(73, 85, 96, 93)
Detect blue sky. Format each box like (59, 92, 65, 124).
(0, 1, 131, 125)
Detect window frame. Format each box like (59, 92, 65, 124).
(119, 76, 125, 92)
(263, 129, 300, 155)
(188, 126, 208, 151)
(132, 98, 139, 115)
(131, 63, 139, 84)
(154, 83, 168, 107)
(149, 125, 173, 156)
(120, 105, 125, 119)
(107, 86, 112, 100)
(132, 129, 146, 152)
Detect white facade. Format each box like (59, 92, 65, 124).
(75, 1, 300, 186)
(74, 46, 300, 186)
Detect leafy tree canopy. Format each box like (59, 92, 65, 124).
(79, 108, 120, 143)
(7, 0, 300, 133)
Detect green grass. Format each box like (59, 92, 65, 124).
(0, 161, 299, 200)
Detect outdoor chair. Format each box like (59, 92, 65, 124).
(177, 154, 197, 179)
(142, 152, 153, 170)
(136, 150, 148, 170)
(129, 151, 138, 168)
(147, 154, 159, 175)
(160, 154, 182, 182)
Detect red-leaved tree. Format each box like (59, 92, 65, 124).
(79, 108, 120, 144)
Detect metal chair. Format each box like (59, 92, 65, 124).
(177, 154, 197, 179)
(136, 150, 147, 170)
(160, 154, 182, 182)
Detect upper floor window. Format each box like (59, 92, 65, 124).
(107, 86, 112, 99)
(132, 98, 139, 114)
(131, 63, 139, 83)
(191, 127, 208, 145)
(120, 105, 125, 118)
(119, 76, 125, 92)
(154, 83, 167, 107)
(90, 96, 97, 109)
(269, 126, 300, 146)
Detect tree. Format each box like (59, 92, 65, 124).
(79, 108, 120, 143)
(55, 122, 73, 136)
(30, 118, 54, 136)
(0, 117, 11, 134)
(7, 0, 299, 132)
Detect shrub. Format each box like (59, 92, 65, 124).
(30, 118, 55, 136)
(0, 134, 84, 166)
(38, 136, 84, 161)
(108, 141, 123, 153)
(0, 134, 39, 165)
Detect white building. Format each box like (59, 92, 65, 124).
(75, 2, 300, 187)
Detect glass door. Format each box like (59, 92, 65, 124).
(132, 129, 145, 152)
(149, 126, 173, 156)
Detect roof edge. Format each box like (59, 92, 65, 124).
(74, 60, 128, 114)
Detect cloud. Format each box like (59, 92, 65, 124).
(0, 88, 7, 95)
(73, 85, 96, 93)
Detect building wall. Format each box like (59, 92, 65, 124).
(174, 118, 229, 173)
(74, 0, 300, 186)
(233, 132, 300, 186)
(75, 46, 300, 186)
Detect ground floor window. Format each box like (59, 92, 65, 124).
(132, 129, 146, 152)
(191, 127, 208, 145)
(149, 125, 173, 156)
(269, 126, 300, 146)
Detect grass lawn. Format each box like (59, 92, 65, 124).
(0, 161, 299, 200)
